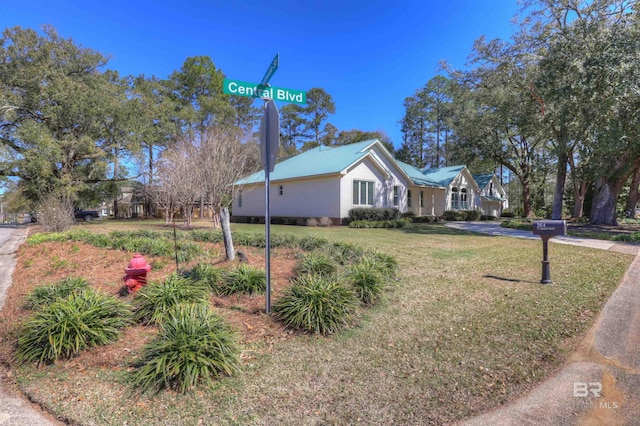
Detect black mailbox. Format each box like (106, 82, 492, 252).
(532, 220, 566, 284)
(532, 220, 567, 237)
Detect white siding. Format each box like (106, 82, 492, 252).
(339, 155, 411, 218)
(234, 176, 341, 218)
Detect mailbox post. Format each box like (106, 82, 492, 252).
(532, 220, 567, 284)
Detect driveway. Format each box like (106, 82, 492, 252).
(0, 224, 61, 425)
(444, 221, 632, 252)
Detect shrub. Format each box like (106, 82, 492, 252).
(134, 275, 209, 325)
(501, 209, 516, 218)
(348, 207, 400, 222)
(444, 210, 468, 221)
(327, 241, 364, 265)
(183, 263, 225, 293)
(366, 252, 398, 277)
(273, 275, 358, 335)
(222, 264, 266, 296)
(297, 235, 329, 251)
(480, 215, 497, 221)
(345, 261, 385, 306)
(34, 193, 75, 233)
(190, 230, 224, 243)
(130, 303, 240, 394)
(306, 217, 318, 227)
(348, 219, 410, 228)
(401, 211, 416, 219)
(465, 210, 481, 221)
(318, 217, 333, 227)
(24, 277, 90, 310)
(412, 215, 433, 223)
(16, 289, 133, 365)
(295, 252, 337, 277)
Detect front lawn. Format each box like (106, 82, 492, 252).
(2, 221, 633, 425)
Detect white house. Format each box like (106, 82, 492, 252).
(473, 173, 509, 217)
(232, 139, 508, 223)
(232, 139, 446, 223)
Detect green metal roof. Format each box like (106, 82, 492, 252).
(237, 140, 379, 185)
(473, 173, 494, 190)
(421, 165, 466, 187)
(396, 161, 443, 188)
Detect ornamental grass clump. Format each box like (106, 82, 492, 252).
(273, 274, 358, 335)
(134, 275, 209, 325)
(183, 263, 225, 294)
(24, 276, 90, 310)
(222, 264, 266, 296)
(345, 260, 386, 306)
(16, 289, 133, 365)
(130, 303, 240, 394)
(295, 252, 337, 277)
(366, 252, 398, 278)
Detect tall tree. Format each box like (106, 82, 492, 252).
(0, 26, 136, 209)
(279, 103, 307, 156)
(398, 75, 453, 168)
(301, 88, 335, 149)
(168, 56, 233, 133)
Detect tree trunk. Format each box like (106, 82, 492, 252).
(590, 177, 624, 225)
(624, 166, 640, 215)
(220, 207, 235, 261)
(551, 151, 568, 220)
(522, 179, 534, 218)
(572, 180, 589, 218)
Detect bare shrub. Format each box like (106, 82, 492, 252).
(35, 193, 75, 232)
(319, 217, 332, 227)
(306, 217, 318, 227)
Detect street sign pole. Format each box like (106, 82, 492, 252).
(260, 99, 279, 313)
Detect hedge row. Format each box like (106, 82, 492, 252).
(348, 208, 400, 222)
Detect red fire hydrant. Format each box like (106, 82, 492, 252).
(123, 253, 151, 294)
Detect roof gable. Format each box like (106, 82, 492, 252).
(396, 161, 443, 187)
(473, 173, 494, 190)
(237, 140, 378, 185)
(421, 165, 466, 187)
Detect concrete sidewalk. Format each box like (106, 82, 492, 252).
(448, 221, 640, 425)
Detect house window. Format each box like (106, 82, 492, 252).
(460, 188, 468, 210)
(353, 180, 374, 205)
(393, 186, 399, 207)
(451, 187, 459, 210)
(407, 190, 412, 208)
(489, 182, 494, 196)
(420, 190, 424, 207)
(279, 185, 283, 196)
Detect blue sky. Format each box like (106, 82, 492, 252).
(1, 0, 521, 149)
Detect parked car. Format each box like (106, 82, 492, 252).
(74, 208, 101, 221)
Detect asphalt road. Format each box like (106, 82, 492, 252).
(0, 224, 60, 425)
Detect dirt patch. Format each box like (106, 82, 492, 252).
(0, 238, 300, 376)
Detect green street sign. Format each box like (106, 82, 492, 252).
(260, 53, 279, 86)
(223, 78, 306, 104)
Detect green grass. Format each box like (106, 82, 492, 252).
(13, 222, 635, 425)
